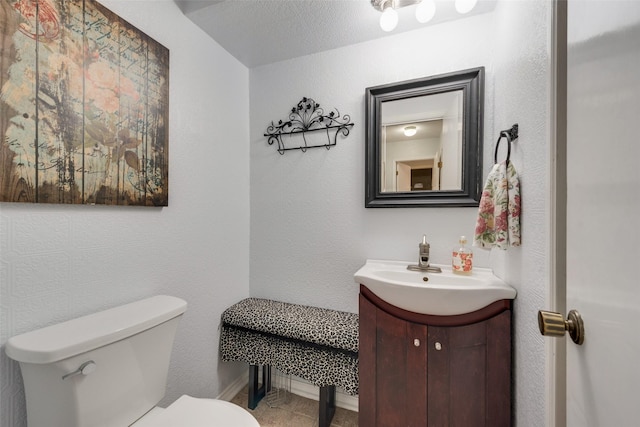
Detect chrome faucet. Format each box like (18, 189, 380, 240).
(418, 235, 430, 269)
(407, 235, 442, 273)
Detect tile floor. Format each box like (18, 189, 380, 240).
(230, 387, 358, 427)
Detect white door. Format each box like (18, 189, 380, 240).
(560, 1, 640, 425)
(396, 162, 411, 192)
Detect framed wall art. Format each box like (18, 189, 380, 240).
(0, 0, 169, 206)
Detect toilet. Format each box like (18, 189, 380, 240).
(5, 295, 259, 427)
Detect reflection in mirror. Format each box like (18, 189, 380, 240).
(366, 67, 484, 207)
(381, 91, 463, 193)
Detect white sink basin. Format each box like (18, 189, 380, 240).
(354, 259, 516, 316)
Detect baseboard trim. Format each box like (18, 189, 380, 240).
(217, 370, 359, 413)
(216, 370, 249, 401)
(286, 374, 359, 412)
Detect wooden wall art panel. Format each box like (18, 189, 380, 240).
(1, 0, 169, 206)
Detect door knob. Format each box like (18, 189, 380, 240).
(538, 309, 584, 345)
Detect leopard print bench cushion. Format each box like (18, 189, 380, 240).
(220, 325, 359, 395)
(221, 298, 358, 353)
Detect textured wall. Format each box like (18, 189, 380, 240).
(0, 2, 250, 426)
(249, 13, 497, 314)
(250, 2, 551, 425)
(490, 1, 552, 425)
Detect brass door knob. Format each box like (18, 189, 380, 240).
(538, 309, 584, 345)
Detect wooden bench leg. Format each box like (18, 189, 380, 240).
(319, 385, 336, 427)
(248, 365, 271, 409)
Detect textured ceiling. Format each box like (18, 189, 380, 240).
(175, 0, 497, 68)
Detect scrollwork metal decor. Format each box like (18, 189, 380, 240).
(264, 97, 354, 154)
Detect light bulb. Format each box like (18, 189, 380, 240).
(380, 7, 398, 32)
(415, 0, 436, 24)
(404, 126, 417, 137)
(455, 0, 478, 14)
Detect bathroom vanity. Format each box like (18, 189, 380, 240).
(354, 260, 515, 427)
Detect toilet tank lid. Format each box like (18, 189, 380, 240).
(5, 295, 187, 364)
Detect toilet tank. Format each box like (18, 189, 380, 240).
(5, 295, 187, 427)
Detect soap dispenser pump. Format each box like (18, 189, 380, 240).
(452, 236, 473, 275)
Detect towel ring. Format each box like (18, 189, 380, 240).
(494, 124, 519, 165)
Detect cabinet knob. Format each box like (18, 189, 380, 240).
(435, 342, 442, 351)
(413, 339, 420, 347)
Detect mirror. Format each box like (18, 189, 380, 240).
(365, 67, 484, 207)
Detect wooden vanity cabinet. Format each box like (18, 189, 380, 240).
(359, 285, 512, 427)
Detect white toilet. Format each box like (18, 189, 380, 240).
(5, 295, 259, 427)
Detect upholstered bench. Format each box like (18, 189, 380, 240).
(219, 298, 358, 427)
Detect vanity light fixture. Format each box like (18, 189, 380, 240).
(372, 0, 477, 31)
(379, 6, 399, 32)
(403, 125, 417, 137)
(415, 0, 436, 23)
(455, 0, 478, 14)
(371, 0, 421, 32)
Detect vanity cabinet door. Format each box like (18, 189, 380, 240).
(359, 293, 428, 427)
(427, 312, 511, 427)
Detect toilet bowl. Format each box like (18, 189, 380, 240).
(132, 395, 259, 427)
(5, 295, 259, 427)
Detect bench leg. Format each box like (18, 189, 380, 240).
(248, 365, 271, 409)
(319, 385, 336, 427)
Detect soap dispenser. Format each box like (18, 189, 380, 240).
(452, 236, 473, 275)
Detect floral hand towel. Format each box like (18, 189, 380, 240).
(474, 161, 521, 250)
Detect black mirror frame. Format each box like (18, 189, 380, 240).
(365, 67, 484, 208)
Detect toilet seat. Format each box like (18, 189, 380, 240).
(131, 395, 260, 427)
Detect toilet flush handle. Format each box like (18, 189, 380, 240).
(62, 360, 97, 380)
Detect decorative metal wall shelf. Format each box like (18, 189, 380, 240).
(264, 97, 354, 154)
